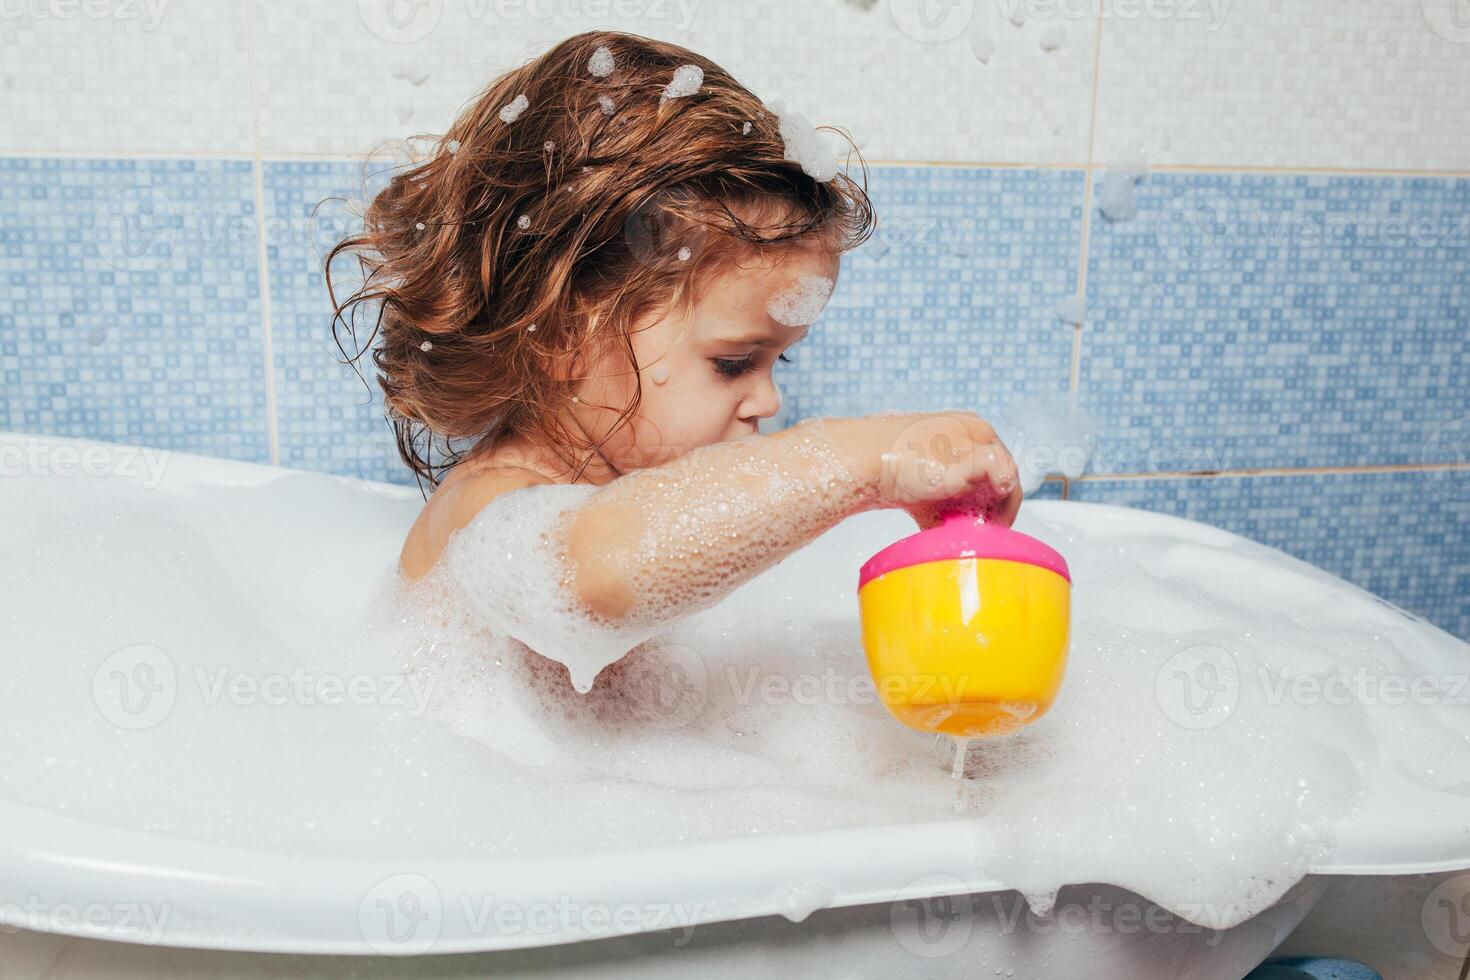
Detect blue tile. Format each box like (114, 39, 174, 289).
(1070, 471, 1470, 641)
(785, 166, 1084, 423)
(0, 157, 268, 460)
(1082, 173, 1470, 475)
(261, 160, 412, 487)
(1029, 478, 1064, 501)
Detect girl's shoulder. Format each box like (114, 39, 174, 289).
(398, 462, 555, 581)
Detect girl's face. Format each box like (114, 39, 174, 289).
(572, 244, 840, 474)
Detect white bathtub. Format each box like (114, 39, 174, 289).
(1, 431, 1468, 979)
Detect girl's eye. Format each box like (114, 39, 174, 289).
(712, 357, 757, 378)
(778, 353, 793, 364)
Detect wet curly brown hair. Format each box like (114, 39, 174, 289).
(326, 30, 875, 495)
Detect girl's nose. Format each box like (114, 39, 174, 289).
(739, 374, 782, 422)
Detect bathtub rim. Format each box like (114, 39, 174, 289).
(0, 790, 1467, 957)
(4, 430, 1470, 954)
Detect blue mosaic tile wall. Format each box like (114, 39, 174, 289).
(262, 160, 401, 484)
(0, 158, 268, 461)
(0, 159, 1466, 638)
(783, 166, 1083, 421)
(1083, 173, 1470, 476)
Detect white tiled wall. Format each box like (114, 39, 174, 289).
(1093, 0, 1470, 171)
(0, 1, 253, 154)
(5, 1, 1468, 168)
(247, 0, 1100, 162)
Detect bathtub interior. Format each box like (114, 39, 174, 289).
(1, 430, 1469, 956)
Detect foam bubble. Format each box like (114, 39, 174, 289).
(498, 94, 529, 124)
(661, 64, 703, 102)
(587, 46, 615, 78)
(767, 275, 834, 327)
(769, 100, 839, 182)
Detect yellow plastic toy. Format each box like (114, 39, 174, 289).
(857, 511, 1072, 737)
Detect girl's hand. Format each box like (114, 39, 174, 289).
(867, 411, 1023, 528)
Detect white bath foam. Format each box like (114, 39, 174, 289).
(0, 452, 1467, 934)
(498, 93, 529, 124)
(587, 45, 615, 78)
(661, 64, 703, 102)
(767, 98, 839, 182)
(767, 274, 834, 327)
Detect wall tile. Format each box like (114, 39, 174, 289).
(0, 3, 251, 154)
(261, 160, 410, 486)
(786, 166, 1084, 422)
(1070, 471, 1470, 641)
(0, 158, 268, 460)
(1094, 0, 1470, 170)
(1081, 172, 1470, 475)
(249, 0, 1097, 163)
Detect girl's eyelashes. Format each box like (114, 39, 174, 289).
(712, 356, 757, 378)
(711, 352, 793, 379)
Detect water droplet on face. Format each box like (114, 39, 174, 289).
(650, 367, 669, 385)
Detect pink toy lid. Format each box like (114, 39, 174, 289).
(858, 511, 1072, 589)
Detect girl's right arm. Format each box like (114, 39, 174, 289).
(565, 411, 1022, 623)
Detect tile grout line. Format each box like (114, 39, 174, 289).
(1063, 14, 1107, 501)
(242, 1, 281, 468)
(1073, 461, 1470, 482)
(4, 148, 1470, 180)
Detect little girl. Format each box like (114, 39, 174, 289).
(329, 31, 1022, 693)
